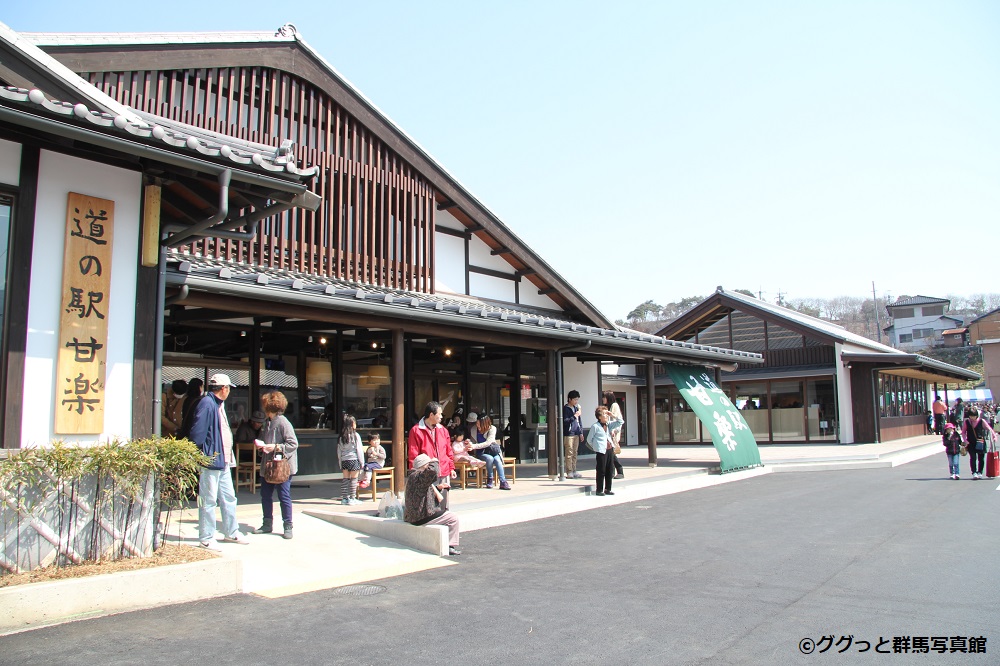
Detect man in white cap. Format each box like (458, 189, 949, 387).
(405, 453, 461, 556)
(188, 373, 247, 549)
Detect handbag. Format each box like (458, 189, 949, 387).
(262, 450, 291, 484)
(486, 442, 503, 457)
(960, 444, 968, 457)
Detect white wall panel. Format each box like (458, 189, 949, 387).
(0, 139, 21, 186)
(469, 272, 515, 302)
(518, 283, 560, 309)
(21, 151, 141, 447)
(434, 232, 466, 294)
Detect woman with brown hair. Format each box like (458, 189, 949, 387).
(470, 414, 511, 490)
(254, 390, 299, 539)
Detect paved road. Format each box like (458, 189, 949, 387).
(4, 454, 999, 665)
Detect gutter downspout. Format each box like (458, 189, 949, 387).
(554, 340, 591, 481)
(160, 170, 231, 248)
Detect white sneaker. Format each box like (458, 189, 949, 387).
(198, 540, 222, 551)
(221, 534, 249, 545)
(571, 472, 583, 479)
(348, 498, 363, 505)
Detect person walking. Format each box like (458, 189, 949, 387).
(187, 373, 247, 549)
(585, 405, 623, 497)
(338, 415, 365, 505)
(405, 454, 461, 556)
(962, 406, 995, 480)
(254, 391, 298, 539)
(603, 390, 625, 479)
(562, 390, 584, 479)
(942, 422, 962, 480)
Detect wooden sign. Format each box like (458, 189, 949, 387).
(54, 193, 114, 434)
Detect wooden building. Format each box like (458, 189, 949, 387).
(2, 24, 762, 481)
(655, 288, 978, 444)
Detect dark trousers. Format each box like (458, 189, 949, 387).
(933, 414, 945, 434)
(969, 450, 986, 475)
(261, 476, 293, 524)
(596, 450, 615, 493)
(613, 453, 623, 475)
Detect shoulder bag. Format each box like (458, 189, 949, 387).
(263, 448, 291, 484)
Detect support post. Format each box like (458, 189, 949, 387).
(392, 328, 405, 494)
(646, 358, 657, 466)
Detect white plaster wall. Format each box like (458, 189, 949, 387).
(435, 208, 464, 231)
(469, 272, 515, 302)
(468, 234, 515, 274)
(434, 231, 465, 294)
(518, 281, 560, 309)
(563, 358, 600, 430)
(21, 151, 141, 447)
(835, 342, 854, 444)
(0, 139, 21, 186)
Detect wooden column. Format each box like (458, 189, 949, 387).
(646, 358, 657, 466)
(392, 328, 405, 493)
(249, 320, 262, 412)
(547, 349, 560, 478)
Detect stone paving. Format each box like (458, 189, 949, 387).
(166, 434, 944, 598)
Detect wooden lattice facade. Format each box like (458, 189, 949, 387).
(86, 64, 435, 291)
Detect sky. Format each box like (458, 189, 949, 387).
(5, 1, 999, 322)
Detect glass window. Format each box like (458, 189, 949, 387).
(899, 333, 913, 343)
(893, 307, 915, 318)
(806, 378, 837, 441)
(922, 305, 944, 316)
(770, 380, 804, 441)
(733, 381, 769, 441)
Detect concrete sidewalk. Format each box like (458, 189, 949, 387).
(168, 435, 945, 598)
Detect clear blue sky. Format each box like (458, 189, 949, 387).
(6, 2, 999, 321)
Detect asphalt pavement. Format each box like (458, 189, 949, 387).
(3, 453, 999, 665)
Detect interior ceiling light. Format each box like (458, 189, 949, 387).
(444, 348, 452, 357)
(320, 337, 327, 345)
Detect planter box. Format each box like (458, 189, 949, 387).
(1, 473, 155, 574)
(0, 556, 242, 635)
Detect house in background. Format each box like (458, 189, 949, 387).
(969, 308, 1000, 404)
(883, 295, 962, 352)
(654, 288, 977, 445)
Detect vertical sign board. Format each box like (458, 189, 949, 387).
(663, 364, 762, 473)
(54, 193, 114, 434)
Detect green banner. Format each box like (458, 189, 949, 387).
(664, 364, 762, 473)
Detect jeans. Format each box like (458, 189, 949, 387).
(261, 476, 293, 524)
(198, 467, 239, 542)
(475, 451, 507, 483)
(947, 453, 960, 476)
(596, 449, 615, 493)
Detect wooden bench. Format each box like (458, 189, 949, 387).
(454, 461, 487, 489)
(502, 456, 516, 484)
(235, 442, 259, 493)
(369, 466, 395, 502)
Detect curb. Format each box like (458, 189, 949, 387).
(0, 556, 242, 636)
(304, 510, 449, 556)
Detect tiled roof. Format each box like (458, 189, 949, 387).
(887, 295, 949, 308)
(0, 86, 317, 178)
(165, 253, 763, 365)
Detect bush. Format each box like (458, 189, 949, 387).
(0, 437, 209, 573)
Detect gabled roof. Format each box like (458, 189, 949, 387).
(659, 287, 898, 354)
(970, 307, 1000, 324)
(658, 287, 978, 383)
(24, 25, 614, 329)
(942, 328, 967, 336)
(887, 295, 949, 308)
(167, 254, 764, 367)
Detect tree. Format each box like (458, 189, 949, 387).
(626, 299, 663, 322)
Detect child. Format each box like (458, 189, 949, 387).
(942, 422, 962, 480)
(337, 415, 365, 505)
(358, 432, 386, 489)
(451, 431, 486, 468)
